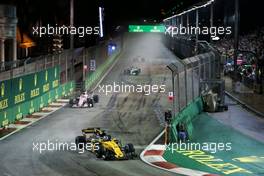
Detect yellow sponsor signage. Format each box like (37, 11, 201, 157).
(0, 82, 8, 110)
(177, 150, 251, 175)
(0, 99, 8, 110)
(52, 80, 59, 88)
(14, 93, 25, 104)
(2, 119, 8, 126)
(2, 112, 8, 126)
(233, 156, 264, 163)
(43, 83, 50, 93)
(31, 88, 40, 98)
(14, 78, 25, 104)
(16, 113, 22, 120)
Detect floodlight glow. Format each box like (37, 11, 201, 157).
(163, 0, 215, 22)
(99, 7, 104, 38)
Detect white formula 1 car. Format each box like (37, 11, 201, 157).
(69, 92, 99, 108)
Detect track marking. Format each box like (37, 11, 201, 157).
(140, 130, 219, 176)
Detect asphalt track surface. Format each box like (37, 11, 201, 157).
(0, 33, 183, 176)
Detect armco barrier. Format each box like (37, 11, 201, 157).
(85, 50, 121, 90)
(0, 66, 75, 127)
(170, 96, 204, 143)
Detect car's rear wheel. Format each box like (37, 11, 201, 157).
(95, 144, 103, 158)
(75, 136, 86, 149)
(90, 102, 94, 108)
(123, 143, 134, 152)
(124, 143, 136, 159)
(93, 95, 99, 103)
(87, 98, 94, 108)
(69, 99, 76, 105)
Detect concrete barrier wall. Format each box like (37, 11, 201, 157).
(0, 66, 75, 127)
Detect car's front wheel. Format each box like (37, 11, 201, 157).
(102, 149, 112, 160)
(95, 144, 103, 158)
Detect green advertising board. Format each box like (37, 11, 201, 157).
(0, 66, 65, 126)
(0, 80, 11, 111)
(0, 108, 12, 127)
(0, 79, 11, 125)
(128, 25, 165, 33)
(12, 76, 28, 120)
(0, 79, 12, 125)
(29, 73, 41, 99)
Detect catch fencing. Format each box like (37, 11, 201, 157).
(167, 38, 221, 142)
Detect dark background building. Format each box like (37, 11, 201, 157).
(0, 0, 263, 58)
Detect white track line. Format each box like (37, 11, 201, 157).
(91, 52, 121, 92)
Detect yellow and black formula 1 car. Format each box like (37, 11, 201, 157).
(75, 128, 136, 160)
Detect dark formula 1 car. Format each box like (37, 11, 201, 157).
(124, 67, 141, 76)
(75, 128, 136, 160)
(69, 93, 99, 108)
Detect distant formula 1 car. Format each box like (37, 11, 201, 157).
(124, 67, 141, 76)
(69, 92, 99, 108)
(75, 128, 136, 160)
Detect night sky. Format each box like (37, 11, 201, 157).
(1, 0, 263, 27)
(1, 0, 263, 49)
(1, 0, 263, 33)
(1, 0, 200, 49)
(1, 0, 204, 31)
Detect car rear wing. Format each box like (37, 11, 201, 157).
(82, 128, 104, 134)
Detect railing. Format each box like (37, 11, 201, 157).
(0, 35, 123, 85)
(0, 50, 74, 83)
(167, 38, 221, 112)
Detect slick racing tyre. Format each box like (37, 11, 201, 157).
(124, 143, 136, 159)
(75, 136, 86, 149)
(93, 95, 99, 103)
(87, 98, 94, 108)
(69, 99, 74, 105)
(95, 144, 103, 158)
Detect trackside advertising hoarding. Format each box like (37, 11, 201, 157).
(0, 66, 61, 126)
